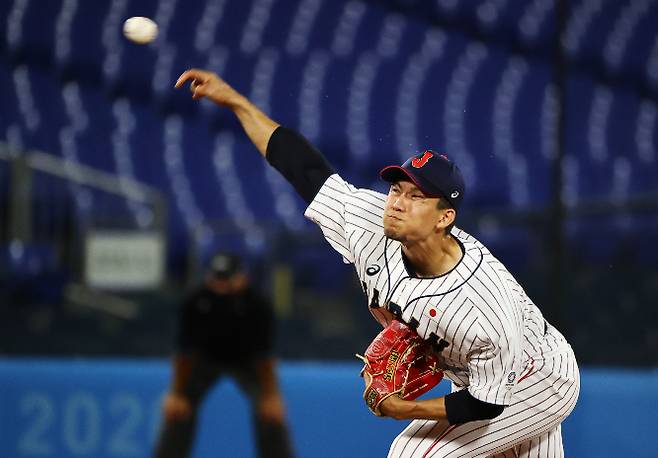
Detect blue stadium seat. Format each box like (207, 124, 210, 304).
(0, 242, 58, 275)
(179, 118, 226, 219)
(55, 0, 109, 83)
(16, 65, 67, 154)
(6, 0, 62, 63)
(67, 83, 115, 171)
(0, 60, 23, 141)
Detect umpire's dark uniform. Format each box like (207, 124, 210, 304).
(155, 254, 294, 458)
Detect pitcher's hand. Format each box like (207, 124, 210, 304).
(175, 68, 244, 107)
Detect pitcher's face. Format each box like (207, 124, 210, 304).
(383, 181, 446, 244)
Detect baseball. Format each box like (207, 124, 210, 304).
(123, 16, 158, 45)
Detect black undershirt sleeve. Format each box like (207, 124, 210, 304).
(265, 126, 336, 204)
(444, 389, 505, 425)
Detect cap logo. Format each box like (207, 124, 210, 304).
(450, 191, 460, 198)
(411, 151, 433, 168)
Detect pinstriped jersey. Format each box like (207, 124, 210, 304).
(305, 174, 571, 406)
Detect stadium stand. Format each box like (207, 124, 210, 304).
(1, 0, 657, 363)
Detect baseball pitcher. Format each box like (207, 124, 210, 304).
(175, 69, 580, 458)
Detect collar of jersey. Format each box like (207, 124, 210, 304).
(399, 235, 466, 279)
(384, 236, 484, 303)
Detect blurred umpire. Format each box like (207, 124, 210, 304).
(155, 252, 294, 458)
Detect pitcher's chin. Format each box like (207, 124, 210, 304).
(383, 225, 404, 242)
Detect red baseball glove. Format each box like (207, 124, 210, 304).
(357, 320, 444, 416)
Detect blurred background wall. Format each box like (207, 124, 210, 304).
(1, 0, 657, 457)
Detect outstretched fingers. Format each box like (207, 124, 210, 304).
(175, 68, 208, 88)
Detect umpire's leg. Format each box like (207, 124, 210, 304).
(235, 362, 295, 458)
(154, 357, 222, 458)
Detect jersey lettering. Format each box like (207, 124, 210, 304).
(426, 332, 450, 353)
(386, 301, 403, 318)
(366, 286, 381, 309)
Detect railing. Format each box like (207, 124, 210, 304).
(0, 143, 169, 330)
(1, 143, 166, 247)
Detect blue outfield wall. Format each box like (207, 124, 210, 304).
(0, 360, 657, 458)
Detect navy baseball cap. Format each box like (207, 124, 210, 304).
(209, 253, 242, 279)
(380, 151, 465, 209)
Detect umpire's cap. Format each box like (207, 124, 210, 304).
(380, 150, 465, 209)
(209, 252, 243, 279)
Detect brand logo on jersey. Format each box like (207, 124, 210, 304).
(383, 351, 400, 382)
(366, 264, 381, 276)
(411, 151, 433, 168)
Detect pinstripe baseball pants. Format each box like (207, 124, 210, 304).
(388, 347, 580, 457)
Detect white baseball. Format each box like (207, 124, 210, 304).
(123, 17, 158, 45)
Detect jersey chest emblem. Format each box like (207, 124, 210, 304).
(426, 306, 440, 319)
